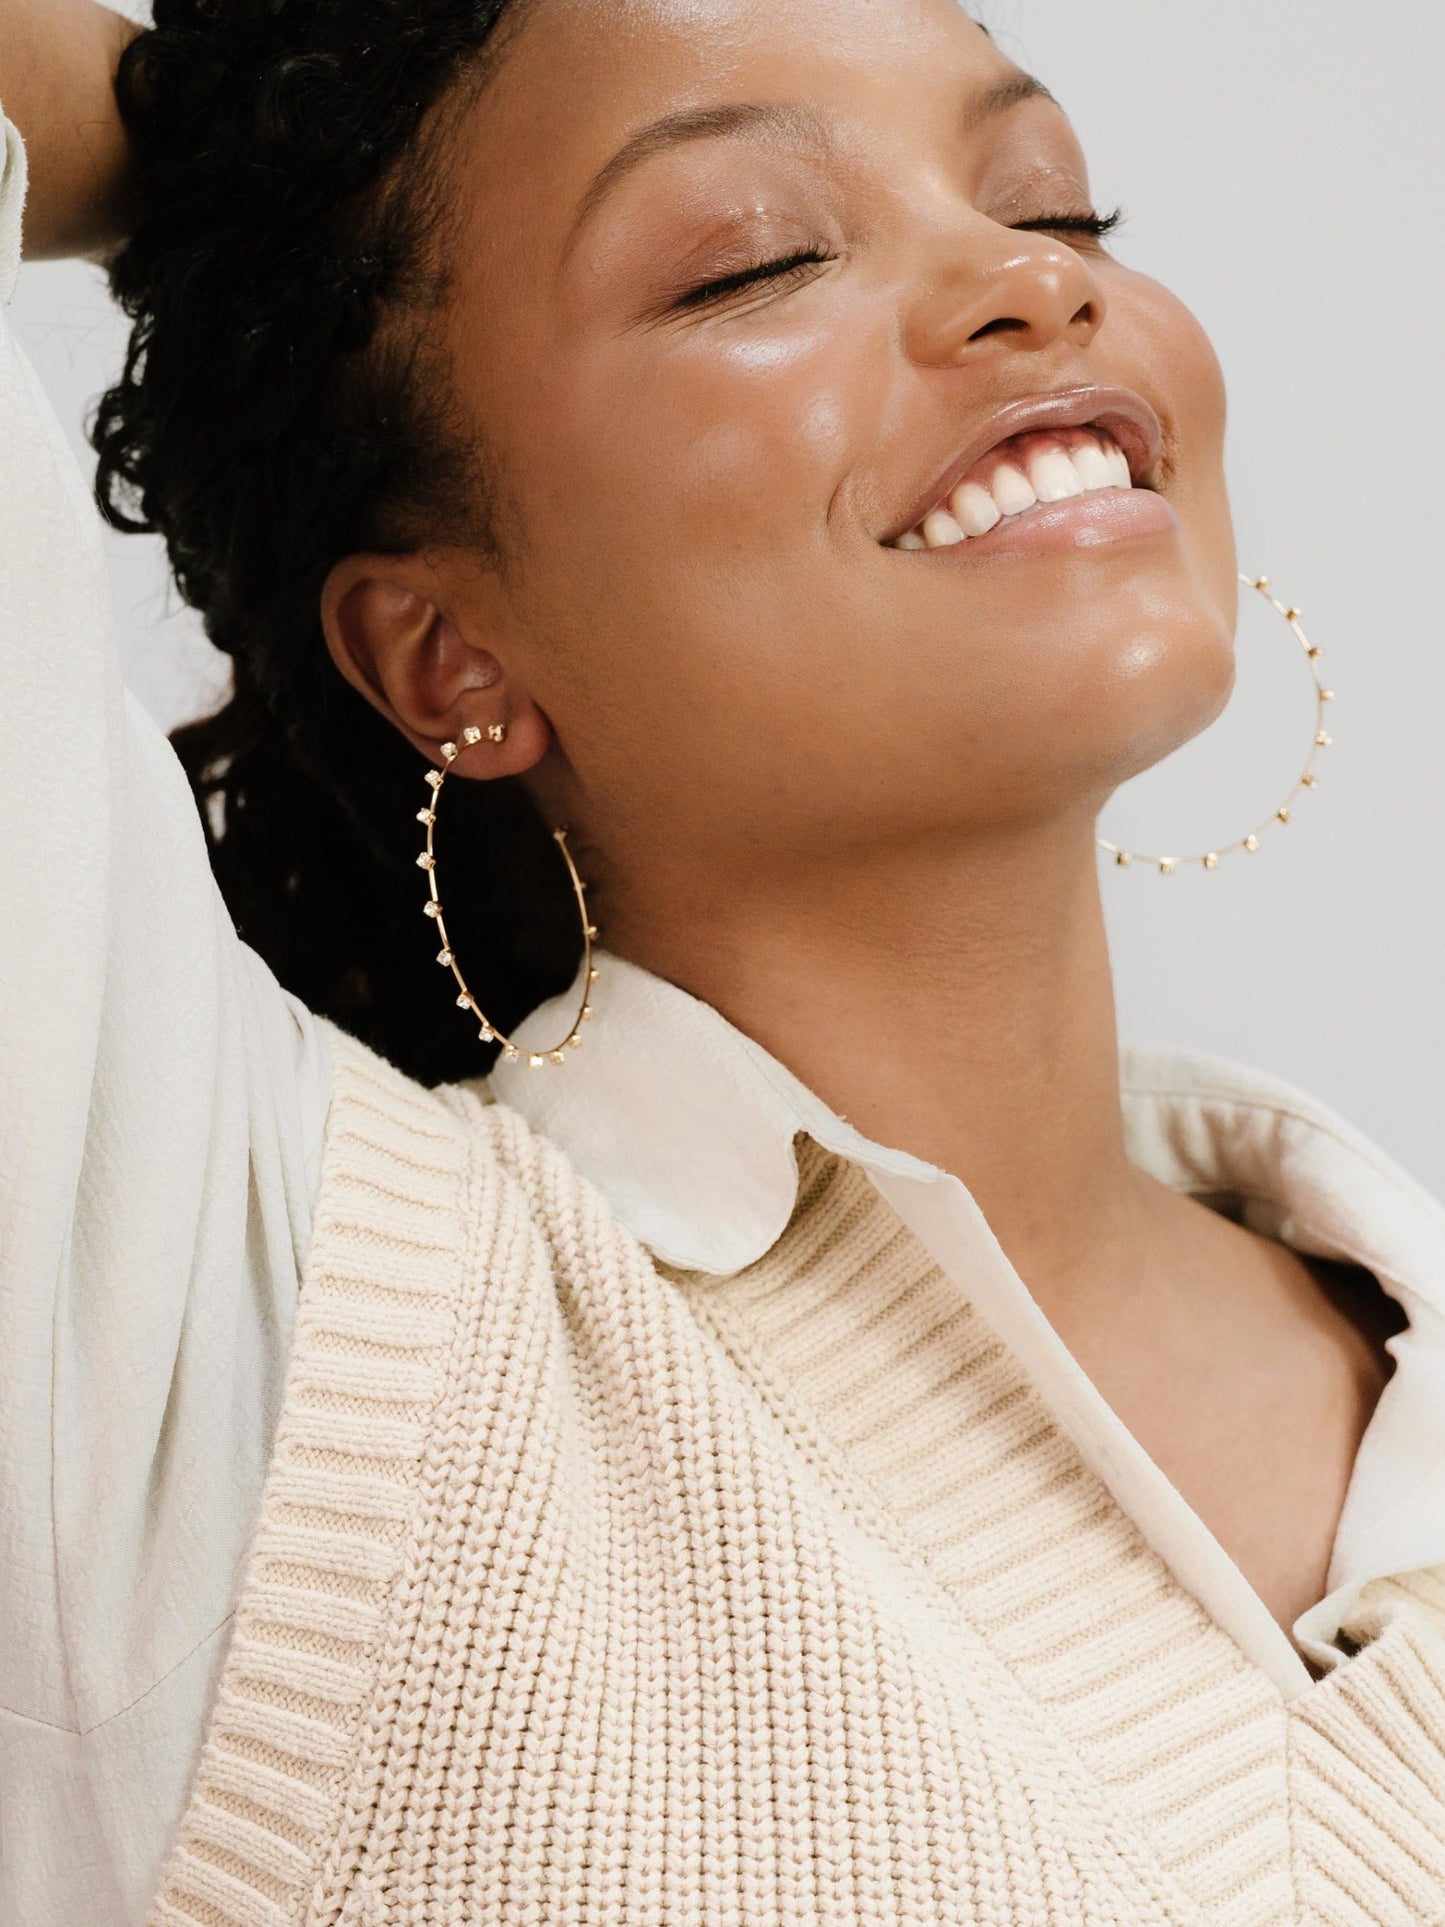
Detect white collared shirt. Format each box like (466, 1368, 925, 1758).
(495, 951, 1445, 1701)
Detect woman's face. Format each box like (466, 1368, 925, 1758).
(432, 0, 1235, 891)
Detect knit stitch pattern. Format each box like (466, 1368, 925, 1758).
(147, 1031, 1445, 1926)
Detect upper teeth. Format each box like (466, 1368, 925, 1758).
(893, 429, 1134, 550)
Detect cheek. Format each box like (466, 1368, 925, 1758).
(515, 321, 857, 565)
(491, 315, 887, 724)
(1112, 269, 1234, 572)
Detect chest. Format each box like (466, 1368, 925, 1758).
(1053, 1252, 1403, 1638)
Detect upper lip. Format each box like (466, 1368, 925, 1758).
(883, 383, 1165, 544)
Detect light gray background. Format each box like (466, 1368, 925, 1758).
(13, 2, 1445, 1185)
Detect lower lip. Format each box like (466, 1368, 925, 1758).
(905, 487, 1179, 560)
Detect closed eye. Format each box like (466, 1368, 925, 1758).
(678, 244, 836, 308)
(1011, 206, 1126, 241)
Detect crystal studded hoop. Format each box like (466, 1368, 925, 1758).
(1097, 573, 1336, 876)
(416, 730, 599, 1066)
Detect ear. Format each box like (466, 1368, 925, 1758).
(320, 548, 551, 778)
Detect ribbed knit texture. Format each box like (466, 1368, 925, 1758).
(148, 1033, 1445, 1927)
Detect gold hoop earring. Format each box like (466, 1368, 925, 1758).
(415, 735, 599, 1066)
(1097, 573, 1335, 877)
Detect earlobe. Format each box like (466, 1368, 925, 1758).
(319, 551, 552, 777)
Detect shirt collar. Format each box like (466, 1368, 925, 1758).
(490, 950, 1445, 1316)
(491, 950, 862, 1273)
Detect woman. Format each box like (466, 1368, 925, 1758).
(3, 0, 1443, 1921)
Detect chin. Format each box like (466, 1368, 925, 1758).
(986, 579, 1240, 811)
(1088, 602, 1238, 789)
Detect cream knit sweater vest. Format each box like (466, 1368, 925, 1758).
(149, 1030, 1445, 1927)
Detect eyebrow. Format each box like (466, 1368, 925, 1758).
(568, 101, 831, 250)
(566, 70, 1060, 250)
(964, 70, 1060, 131)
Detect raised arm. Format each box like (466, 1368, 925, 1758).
(0, 0, 136, 256)
(0, 38, 334, 1917)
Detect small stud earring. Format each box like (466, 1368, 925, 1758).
(462, 726, 483, 746)
(487, 722, 508, 744)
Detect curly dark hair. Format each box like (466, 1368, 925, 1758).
(93, 0, 581, 1085)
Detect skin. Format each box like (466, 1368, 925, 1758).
(0, 0, 136, 256)
(8, 0, 1405, 1647)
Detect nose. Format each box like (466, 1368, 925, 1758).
(903, 218, 1105, 367)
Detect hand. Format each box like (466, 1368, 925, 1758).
(0, 0, 140, 259)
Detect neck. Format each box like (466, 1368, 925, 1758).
(607, 813, 1150, 1285)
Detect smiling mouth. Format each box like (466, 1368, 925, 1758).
(887, 425, 1143, 551)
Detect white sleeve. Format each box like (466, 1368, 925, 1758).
(0, 116, 332, 1923)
